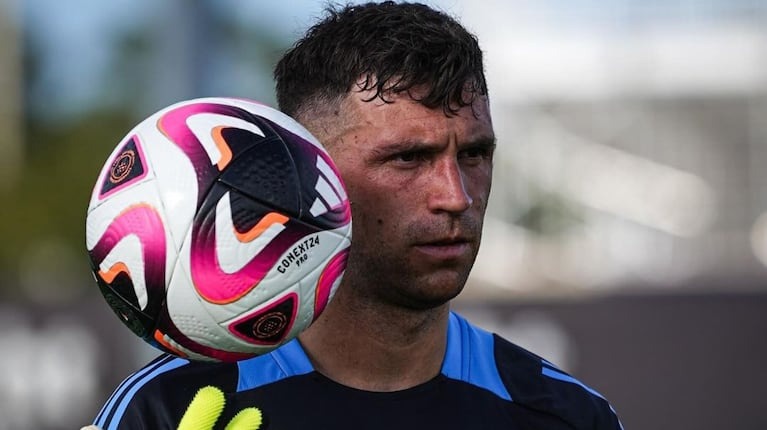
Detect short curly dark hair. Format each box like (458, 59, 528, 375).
(274, 1, 487, 120)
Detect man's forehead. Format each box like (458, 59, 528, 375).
(343, 87, 491, 119)
(335, 91, 493, 147)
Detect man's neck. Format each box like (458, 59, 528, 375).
(298, 287, 450, 392)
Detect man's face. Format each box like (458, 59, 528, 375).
(322, 89, 495, 310)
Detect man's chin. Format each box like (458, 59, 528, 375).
(397, 272, 468, 310)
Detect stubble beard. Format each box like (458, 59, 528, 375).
(342, 222, 481, 312)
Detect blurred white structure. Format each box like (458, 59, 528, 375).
(0, 310, 100, 430)
(459, 0, 767, 297)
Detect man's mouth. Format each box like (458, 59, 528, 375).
(413, 238, 472, 259)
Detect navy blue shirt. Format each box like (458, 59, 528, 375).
(94, 312, 623, 429)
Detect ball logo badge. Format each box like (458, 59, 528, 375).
(109, 149, 135, 183)
(98, 136, 148, 199)
(253, 312, 288, 339)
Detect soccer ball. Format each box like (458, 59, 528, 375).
(85, 97, 352, 362)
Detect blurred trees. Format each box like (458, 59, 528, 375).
(0, 112, 133, 284)
(1, 1, 288, 296)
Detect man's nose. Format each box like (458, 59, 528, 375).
(427, 158, 472, 214)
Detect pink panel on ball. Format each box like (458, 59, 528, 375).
(313, 248, 349, 320)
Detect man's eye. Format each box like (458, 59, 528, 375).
(460, 147, 490, 159)
(392, 151, 429, 165)
(396, 152, 418, 162)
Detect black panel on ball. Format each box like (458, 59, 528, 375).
(95, 276, 156, 341)
(218, 135, 301, 217)
(228, 188, 287, 234)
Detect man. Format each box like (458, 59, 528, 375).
(90, 2, 623, 429)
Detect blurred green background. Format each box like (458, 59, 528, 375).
(2, 0, 767, 429)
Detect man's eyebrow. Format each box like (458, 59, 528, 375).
(370, 135, 496, 157)
(463, 135, 497, 148)
(371, 140, 437, 156)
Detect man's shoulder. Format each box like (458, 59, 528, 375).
(93, 340, 315, 429)
(92, 354, 239, 428)
(122, 354, 240, 394)
(449, 313, 623, 429)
